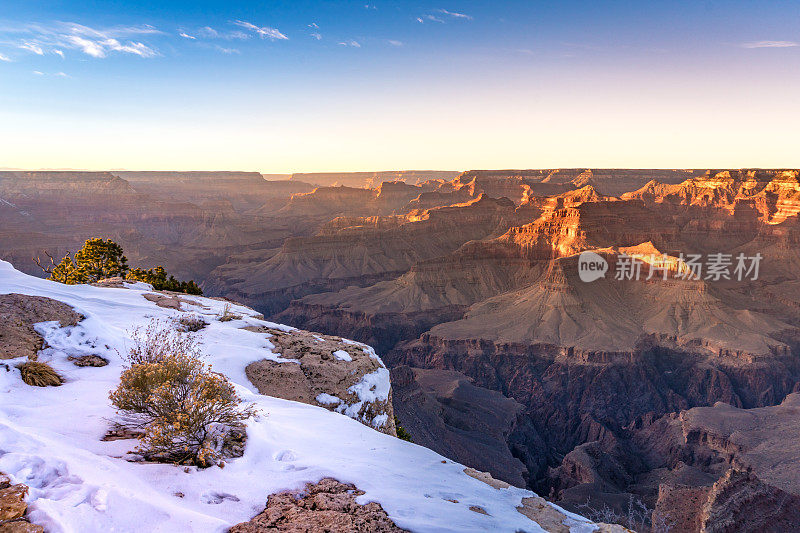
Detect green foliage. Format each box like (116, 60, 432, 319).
(395, 416, 412, 442)
(110, 323, 257, 466)
(127, 266, 203, 295)
(37, 238, 202, 294)
(38, 238, 127, 284)
(48, 253, 86, 284)
(74, 238, 129, 282)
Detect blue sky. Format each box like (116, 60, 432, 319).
(1, 1, 799, 172)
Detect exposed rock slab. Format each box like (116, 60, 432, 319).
(463, 468, 631, 533)
(228, 478, 407, 533)
(245, 326, 395, 435)
(0, 293, 82, 360)
(0, 474, 43, 532)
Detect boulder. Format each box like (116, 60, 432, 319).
(229, 478, 406, 532)
(245, 326, 395, 435)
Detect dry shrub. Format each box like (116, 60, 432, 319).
(110, 322, 257, 466)
(217, 303, 241, 322)
(178, 315, 207, 332)
(18, 360, 62, 387)
(126, 319, 203, 365)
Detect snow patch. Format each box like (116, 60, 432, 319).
(332, 349, 352, 362)
(315, 393, 342, 405)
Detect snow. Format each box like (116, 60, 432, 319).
(315, 393, 342, 405)
(332, 349, 352, 362)
(0, 260, 599, 533)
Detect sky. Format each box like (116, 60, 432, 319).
(0, 0, 798, 173)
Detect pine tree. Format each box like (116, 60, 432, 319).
(48, 252, 85, 284)
(127, 265, 202, 295)
(73, 238, 129, 282)
(37, 238, 200, 293)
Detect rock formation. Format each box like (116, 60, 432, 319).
(229, 478, 408, 532)
(245, 326, 395, 434)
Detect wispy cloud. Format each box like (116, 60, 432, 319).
(338, 40, 361, 48)
(308, 23, 319, 30)
(437, 9, 472, 20)
(32, 70, 43, 75)
(19, 42, 44, 54)
(387, 40, 403, 46)
(740, 40, 798, 48)
(65, 35, 157, 58)
(232, 20, 288, 41)
(1, 22, 161, 59)
(179, 31, 196, 40)
(418, 9, 472, 23)
(65, 35, 105, 57)
(197, 26, 219, 38)
(0, 52, 11, 62)
(216, 46, 240, 54)
(364, 4, 377, 9)
(311, 32, 322, 40)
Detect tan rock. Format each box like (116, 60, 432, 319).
(0, 521, 45, 533)
(229, 478, 406, 532)
(517, 496, 570, 533)
(244, 326, 395, 435)
(0, 484, 28, 521)
(68, 354, 109, 367)
(463, 467, 511, 489)
(0, 293, 82, 360)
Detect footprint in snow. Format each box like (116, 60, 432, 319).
(201, 492, 240, 504)
(273, 450, 297, 462)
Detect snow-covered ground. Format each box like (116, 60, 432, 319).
(0, 260, 597, 532)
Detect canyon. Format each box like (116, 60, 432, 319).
(3, 168, 800, 531)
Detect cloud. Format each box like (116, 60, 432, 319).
(216, 46, 240, 54)
(0, 52, 11, 62)
(232, 20, 288, 40)
(1, 22, 161, 59)
(179, 31, 196, 40)
(436, 9, 472, 20)
(65, 35, 157, 58)
(387, 40, 403, 46)
(418, 9, 472, 24)
(338, 40, 361, 48)
(740, 40, 798, 48)
(55, 71, 69, 77)
(197, 26, 219, 38)
(311, 32, 322, 40)
(66, 35, 106, 57)
(19, 42, 44, 54)
(32, 70, 43, 75)
(308, 23, 319, 29)
(364, 4, 377, 9)
(106, 39, 157, 57)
